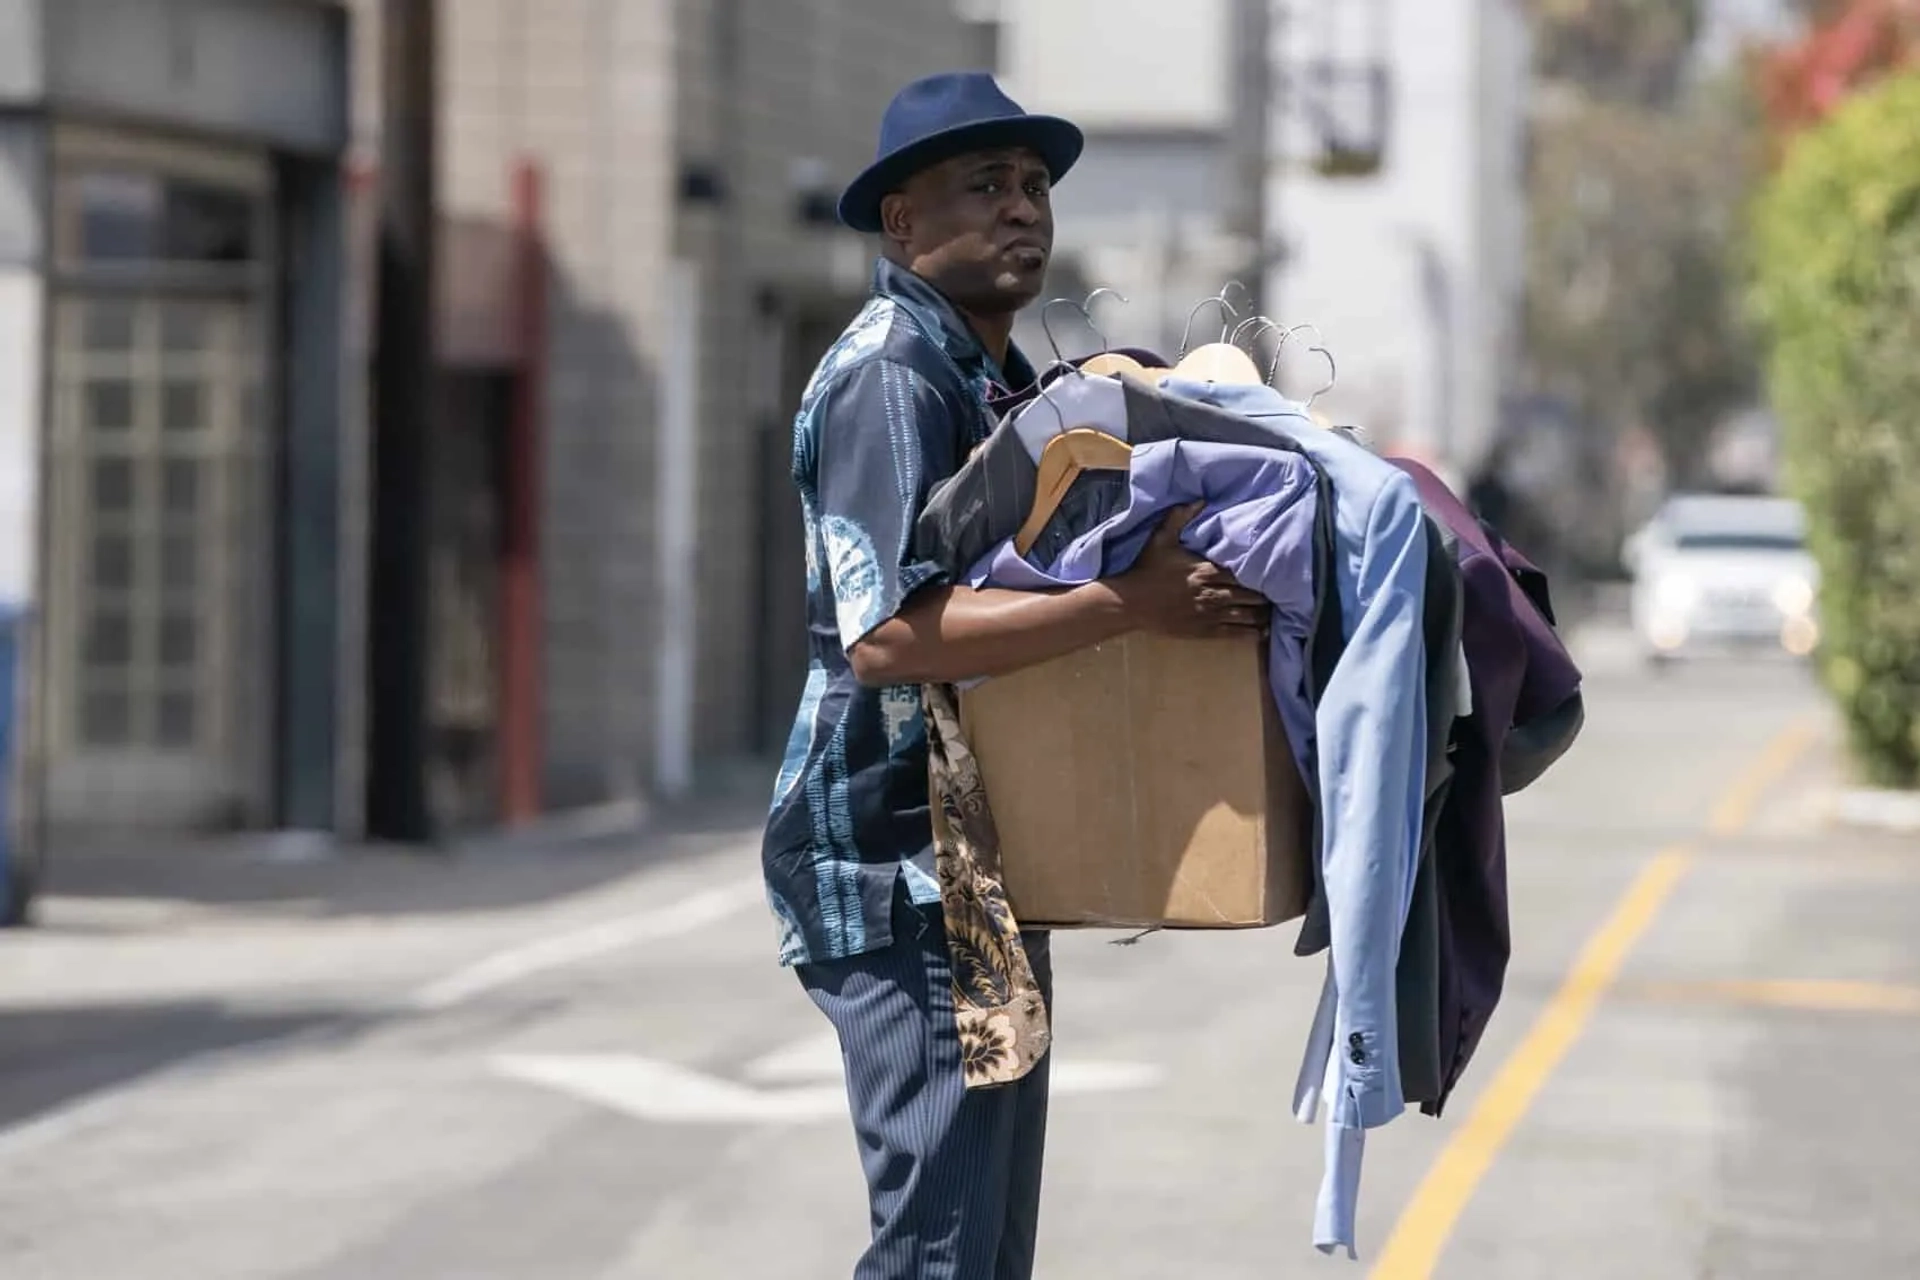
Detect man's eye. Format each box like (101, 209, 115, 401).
(976, 180, 1004, 195)
(1025, 183, 1050, 200)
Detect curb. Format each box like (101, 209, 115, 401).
(1831, 788, 1920, 835)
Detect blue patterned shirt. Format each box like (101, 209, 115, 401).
(762, 258, 1037, 967)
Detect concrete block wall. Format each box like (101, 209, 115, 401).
(675, 0, 982, 762)
(349, 0, 981, 810)
(349, 0, 675, 811)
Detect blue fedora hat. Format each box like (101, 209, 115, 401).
(839, 72, 1084, 234)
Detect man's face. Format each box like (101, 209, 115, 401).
(880, 147, 1054, 315)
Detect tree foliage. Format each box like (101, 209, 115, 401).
(1517, 0, 1761, 485)
(1528, 0, 1704, 103)
(1522, 91, 1760, 484)
(1750, 70, 1920, 785)
(1752, 0, 1920, 142)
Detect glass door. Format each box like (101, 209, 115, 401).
(42, 128, 275, 829)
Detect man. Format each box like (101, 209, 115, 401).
(763, 72, 1269, 1279)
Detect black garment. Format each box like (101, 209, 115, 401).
(1388, 458, 1585, 1116)
(1393, 514, 1466, 1107)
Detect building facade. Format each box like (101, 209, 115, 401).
(342, 0, 991, 835)
(994, 0, 1532, 476)
(0, 0, 990, 862)
(0, 0, 351, 845)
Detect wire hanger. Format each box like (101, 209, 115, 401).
(1067, 289, 1150, 378)
(1173, 285, 1263, 384)
(1230, 316, 1292, 387)
(1010, 302, 1131, 460)
(1274, 323, 1338, 410)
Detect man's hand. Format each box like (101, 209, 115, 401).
(1113, 502, 1271, 637)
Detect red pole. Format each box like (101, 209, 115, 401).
(501, 157, 546, 822)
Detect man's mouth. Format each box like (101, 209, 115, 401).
(1005, 243, 1048, 269)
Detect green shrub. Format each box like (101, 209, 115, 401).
(1750, 69, 1920, 787)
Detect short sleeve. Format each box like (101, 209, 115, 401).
(809, 359, 963, 650)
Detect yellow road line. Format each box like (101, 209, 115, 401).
(1368, 713, 1822, 1279)
(1707, 716, 1824, 837)
(1623, 978, 1920, 1016)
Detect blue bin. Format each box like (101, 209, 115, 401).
(0, 604, 31, 926)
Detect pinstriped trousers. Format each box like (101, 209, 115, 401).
(798, 884, 1053, 1280)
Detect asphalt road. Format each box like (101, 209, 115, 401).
(3, 639, 1918, 1279)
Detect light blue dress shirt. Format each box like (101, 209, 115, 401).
(1160, 379, 1430, 1259)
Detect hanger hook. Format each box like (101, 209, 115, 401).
(1081, 287, 1130, 354)
(1231, 317, 1289, 385)
(1039, 297, 1078, 368)
(1023, 356, 1076, 435)
(1179, 293, 1242, 358)
(1269, 323, 1337, 406)
(1228, 314, 1278, 349)
(1217, 281, 1252, 335)
(1305, 343, 1338, 409)
(1041, 288, 1130, 367)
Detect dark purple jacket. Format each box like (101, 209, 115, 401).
(1387, 457, 1585, 1115)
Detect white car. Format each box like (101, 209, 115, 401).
(1623, 493, 1820, 664)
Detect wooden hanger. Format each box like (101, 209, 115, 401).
(1079, 351, 1144, 378)
(1013, 428, 1133, 558)
(1172, 342, 1263, 384)
(1010, 372, 1129, 460)
(1170, 287, 1264, 384)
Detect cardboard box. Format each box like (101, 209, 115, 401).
(957, 632, 1312, 930)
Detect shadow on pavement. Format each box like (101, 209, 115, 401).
(0, 999, 365, 1134)
(29, 777, 772, 925)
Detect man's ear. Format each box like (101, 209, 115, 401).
(879, 191, 914, 249)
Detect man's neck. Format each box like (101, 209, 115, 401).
(957, 307, 1015, 371)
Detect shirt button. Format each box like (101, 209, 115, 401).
(1349, 1046, 1367, 1064)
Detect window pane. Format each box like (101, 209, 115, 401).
(85, 381, 135, 433)
(92, 459, 134, 512)
(162, 459, 197, 516)
(162, 178, 258, 265)
(70, 170, 162, 263)
(160, 305, 211, 355)
(161, 534, 196, 592)
(158, 692, 197, 746)
(84, 611, 132, 665)
(91, 534, 133, 590)
(162, 380, 205, 433)
(81, 688, 131, 745)
(83, 305, 137, 353)
(159, 614, 196, 666)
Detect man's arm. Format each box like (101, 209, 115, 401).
(849, 504, 1271, 687)
(847, 580, 1131, 686)
(803, 359, 1267, 687)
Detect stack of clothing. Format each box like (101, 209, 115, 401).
(910, 356, 1586, 1258)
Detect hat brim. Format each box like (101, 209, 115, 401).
(837, 115, 1085, 234)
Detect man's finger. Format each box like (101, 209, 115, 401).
(1152, 501, 1208, 547)
(1199, 585, 1268, 609)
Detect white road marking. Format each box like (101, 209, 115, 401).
(743, 1030, 843, 1084)
(495, 1054, 849, 1125)
(497, 1038, 1167, 1126)
(411, 879, 765, 1010)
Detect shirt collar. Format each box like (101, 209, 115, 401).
(871, 257, 1037, 398)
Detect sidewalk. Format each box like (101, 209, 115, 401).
(20, 766, 775, 930)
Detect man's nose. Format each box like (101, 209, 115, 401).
(1004, 193, 1041, 226)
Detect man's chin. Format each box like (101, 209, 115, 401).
(991, 266, 1048, 307)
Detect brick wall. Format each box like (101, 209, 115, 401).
(349, 0, 983, 812)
